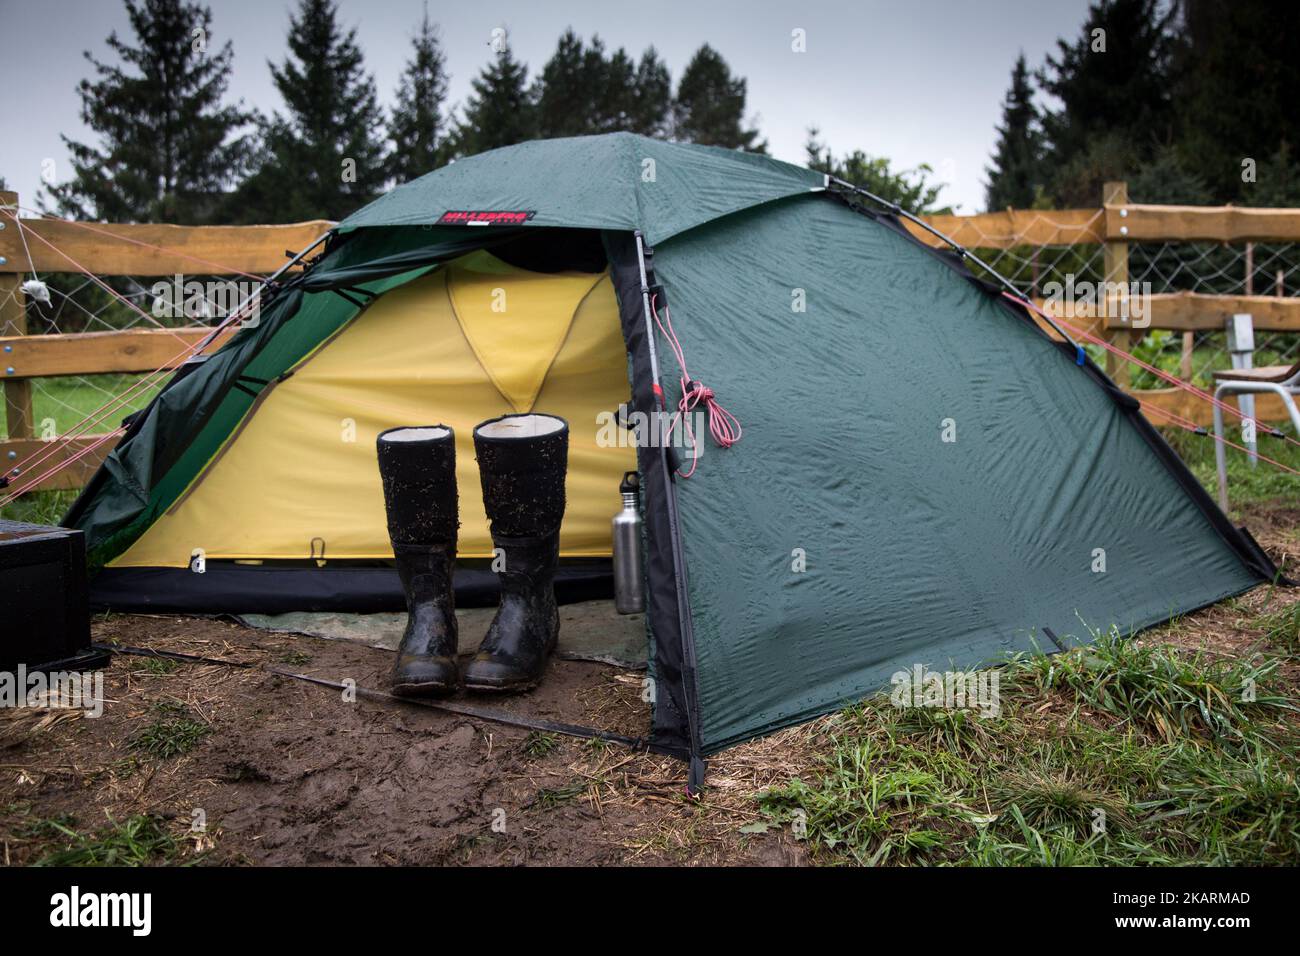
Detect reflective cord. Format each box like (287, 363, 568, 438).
(649, 292, 741, 478)
(1001, 294, 1300, 479)
(1140, 403, 1300, 478)
(1007, 292, 1300, 454)
(0, 210, 323, 501)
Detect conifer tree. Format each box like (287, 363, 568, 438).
(672, 44, 764, 152)
(985, 55, 1044, 211)
(48, 0, 252, 223)
(233, 0, 387, 221)
(386, 7, 449, 182)
(450, 38, 537, 156)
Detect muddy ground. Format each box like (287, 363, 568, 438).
(0, 612, 805, 866)
(1, 500, 1296, 867)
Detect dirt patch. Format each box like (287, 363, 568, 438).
(1235, 501, 1300, 572)
(0, 615, 804, 866)
(1144, 502, 1300, 668)
(5, 504, 1298, 867)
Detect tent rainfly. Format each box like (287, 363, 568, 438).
(65, 133, 1279, 780)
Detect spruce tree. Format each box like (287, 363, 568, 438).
(386, 8, 449, 182)
(451, 39, 537, 156)
(233, 0, 387, 222)
(591, 43, 671, 136)
(985, 55, 1043, 211)
(672, 45, 765, 152)
(48, 0, 252, 223)
(597, 46, 637, 134)
(629, 47, 672, 138)
(535, 29, 599, 138)
(1178, 0, 1300, 203)
(534, 32, 672, 139)
(1037, 0, 1177, 204)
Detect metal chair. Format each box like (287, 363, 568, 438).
(1211, 359, 1300, 509)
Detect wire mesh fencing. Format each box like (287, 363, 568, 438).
(1, 270, 261, 445)
(3, 196, 1298, 508)
(945, 212, 1299, 392)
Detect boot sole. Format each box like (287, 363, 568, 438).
(462, 677, 543, 694)
(391, 680, 460, 698)
(463, 639, 556, 695)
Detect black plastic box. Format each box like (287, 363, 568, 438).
(0, 519, 109, 673)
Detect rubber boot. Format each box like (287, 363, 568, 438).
(376, 425, 460, 697)
(464, 414, 568, 693)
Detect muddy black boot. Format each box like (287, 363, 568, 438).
(464, 414, 568, 693)
(376, 425, 460, 697)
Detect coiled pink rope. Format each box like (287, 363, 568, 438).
(650, 293, 741, 478)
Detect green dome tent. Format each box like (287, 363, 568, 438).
(64, 133, 1278, 774)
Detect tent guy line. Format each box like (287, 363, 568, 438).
(2, 209, 193, 346)
(0, 214, 329, 499)
(16, 203, 268, 280)
(1024, 294, 1300, 454)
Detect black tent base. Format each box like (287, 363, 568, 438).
(88, 560, 614, 614)
(12, 647, 114, 675)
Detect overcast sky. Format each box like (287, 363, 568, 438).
(0, 0, 1091, 215)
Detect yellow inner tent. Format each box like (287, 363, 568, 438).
(112, 251, 636, 567)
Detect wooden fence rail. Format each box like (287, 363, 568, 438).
(0, 327, 236, 378)
(0, 210, 333, 277)
(3, 183, 1300, 493)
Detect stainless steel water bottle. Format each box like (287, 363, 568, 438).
(612, 471, 645, 614)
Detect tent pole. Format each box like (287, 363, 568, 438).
(827, 177, 1085, 352)
(190, 230, 334, 355)
(633, 231, 663, 388)
(632, 230, 708, 788)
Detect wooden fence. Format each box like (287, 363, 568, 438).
(3, 182, 1299, 493)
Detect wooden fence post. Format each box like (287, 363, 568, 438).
(0, 190, 34, 444)
(1103, 181, 1131, 387)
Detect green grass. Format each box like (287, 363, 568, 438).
(129, 656, 180, 676)
(0, 487, 77, 524)
(534, 783, 586, 808)
(522, 731, 562, 759)
(1164, 420, 1300, 507)
(1, 373, 155, 523)
(1255, 602, 1300, 653)
(32, 813, 185, 866)
(758, 626, 1300, 866)
(128, 701, 211, 759)
(0, 374, 157, 443)
(1020, 628, 1292, 746)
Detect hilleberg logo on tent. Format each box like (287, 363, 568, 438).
(438, 210, 537, 226)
